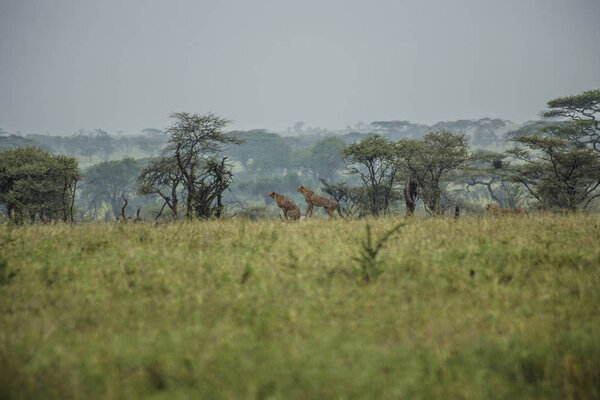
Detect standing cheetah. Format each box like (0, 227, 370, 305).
(296, 185, 343, 218)
(268, 192, 301, 220)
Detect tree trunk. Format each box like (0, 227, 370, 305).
(215, 192, 223, 218)
(185, 163, 195, 220)
(69, 180, 77, 224)
(404, 179, 417, 216)
(171, 197, 178, 220)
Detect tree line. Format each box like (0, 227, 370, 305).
(1, 89, 599, 223)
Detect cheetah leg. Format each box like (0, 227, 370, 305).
(325, 207, 336, 219)
(306, 203, 313, 217)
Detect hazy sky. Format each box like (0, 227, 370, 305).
(1, 0, 599, 135)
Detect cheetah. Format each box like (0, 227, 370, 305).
(296, 185, 343, 219)
(268, 192, 301, 221)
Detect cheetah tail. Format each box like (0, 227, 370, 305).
(337, 205, 344, 219)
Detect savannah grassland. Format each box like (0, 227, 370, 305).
(0, 215, 599, 400)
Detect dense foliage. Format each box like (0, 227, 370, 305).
(156, 112, 239, 219)
(0, 147, 79, 223)
(396, 130, 471, 215)
(1, 89, 599, 220)
(542, 89, 600, 152)
(342, 135, 399, 216)
(80, 158, 145, 219)
(507, 90, 600, 211)
(508, 136, 600, 211)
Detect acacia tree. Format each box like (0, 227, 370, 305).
(190, 157, 233, 218)
(506, 90, 600, 211)
(542, 89, 600, 152)
(457, 152, 524, 208)
(462, 153, 506, 205)
(165, 112, 240, 219)
(342, 135, 399, 216)
(508, 136, 600, 211)
(137, 155, 183, 220)
(395, 130, 471, 215)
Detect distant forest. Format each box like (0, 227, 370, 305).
(0, 117, 518, 163)
(0, 118, 523, 219)
(2, 89, 599, 222)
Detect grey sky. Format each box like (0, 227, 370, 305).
(1, 0, 599, 135)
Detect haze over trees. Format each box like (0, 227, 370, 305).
(307, 137, 346, 182)
(80, 158, 144, 220)
(1, 89, 600, 222)
(460, 153, 519, 208)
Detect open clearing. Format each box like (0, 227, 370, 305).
(1, 216, 599, 399)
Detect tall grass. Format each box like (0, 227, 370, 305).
(1, 215, 599, 399)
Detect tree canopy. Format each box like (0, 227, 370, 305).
(542, 89, 600, 153)
(80, 158, 144, 219)
(396, 130, 471, 215)
(342, 135, 399, 216)
(0, 147, 80, 223)
(506, 89, 600, 211)
(137, 156, 183, 220)
(508, 136, 600, 211)
(164, 112, 240, 219)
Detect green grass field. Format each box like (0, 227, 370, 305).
(1, 216, 599, 399)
